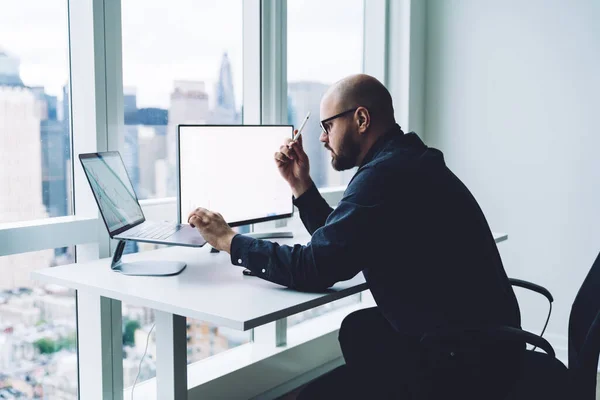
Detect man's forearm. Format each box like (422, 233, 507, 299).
(293, 183, 334, 235)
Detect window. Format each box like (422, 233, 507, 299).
(121, 0, 243, 201)
(121, 2, 247, 386)
(0, 247, 77, 399)
(121, 304, 250, 390)
(287, 0, 364, 189)
(0, 0, 72, 225)
(286, 0, 364, 326)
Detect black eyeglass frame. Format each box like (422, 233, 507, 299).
(319, 107, 363, 134)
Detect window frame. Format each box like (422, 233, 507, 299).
(0, 0, 397, 398)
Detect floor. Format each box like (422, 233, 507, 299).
(277, 373, 600, 399)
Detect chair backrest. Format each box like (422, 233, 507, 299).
(568, 250, 600, 399)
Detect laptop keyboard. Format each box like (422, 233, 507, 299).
(132, 224, 182, 240)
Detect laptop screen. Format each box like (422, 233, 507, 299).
(79, 152, 145, 235)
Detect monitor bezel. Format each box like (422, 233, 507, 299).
(78, 151, 146, 237)
(177, 124, 295, 228)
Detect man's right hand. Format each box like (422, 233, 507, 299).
(274, 131, 312, 198)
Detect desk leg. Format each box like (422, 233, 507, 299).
(155, 311, 188, 400)
(253, 318, 287, 347)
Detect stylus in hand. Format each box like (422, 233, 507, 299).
(292, 111, 310, 141)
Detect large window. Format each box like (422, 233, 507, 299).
(0, 0, 72, 225)
(121, 0, 243, 201)
(120, 1, 248, 387)
(0, 2, 75, 396)
(287, 0, 364, 189)
(0, 248, 77, 399)
(286, 0, 365, 327)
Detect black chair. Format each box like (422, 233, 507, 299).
(421, 250, 600, 400)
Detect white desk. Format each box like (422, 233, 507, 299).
(31, 231, 507, 399)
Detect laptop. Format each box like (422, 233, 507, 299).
(79, 151, 206, 248)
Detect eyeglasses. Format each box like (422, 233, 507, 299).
(319, 107, 360, 134)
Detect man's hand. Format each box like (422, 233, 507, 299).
(187, 207, 236, 253)
(274, 132, 313, 198)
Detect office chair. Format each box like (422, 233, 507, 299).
(420, 250, 600, 400)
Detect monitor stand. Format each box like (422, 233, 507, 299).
(111, 240, 186, 276)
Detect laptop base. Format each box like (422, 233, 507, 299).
(111, 240, 186, 276)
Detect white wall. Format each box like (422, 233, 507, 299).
(424, 0, 600, 362)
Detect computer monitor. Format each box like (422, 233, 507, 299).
(177, 125, 294, 232)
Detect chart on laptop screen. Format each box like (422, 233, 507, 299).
(81, 154, 144, 232)
(178, 126, 293, 226)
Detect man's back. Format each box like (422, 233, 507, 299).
(353, 129, 521, 335)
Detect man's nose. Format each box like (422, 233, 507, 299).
(319, 130, 328, 143)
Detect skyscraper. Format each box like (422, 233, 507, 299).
(166, 81, 210, 196)
(0, 48, 53, 289)
(211, 52, 238, 124)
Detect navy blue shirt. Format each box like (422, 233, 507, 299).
(231, 125, 521, 336)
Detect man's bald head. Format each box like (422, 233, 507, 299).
(322, 74, 395, 125)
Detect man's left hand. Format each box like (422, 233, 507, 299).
(188, 207, 236, 253)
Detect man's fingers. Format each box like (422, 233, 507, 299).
(279, 144, 296, 160)
(288, 140, 307, 161)
(274, 151, 290, 163)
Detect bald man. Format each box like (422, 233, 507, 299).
(188, 74, 522, 398)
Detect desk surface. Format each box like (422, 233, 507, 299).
(32, 231, 507, 331)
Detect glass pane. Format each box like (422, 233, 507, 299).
(121, 304, 250, 389)
(287, 0, 364, 189)
(0, 247, 77, 398)
(122, 0, 243, 201)
(0, 0, 73, 224)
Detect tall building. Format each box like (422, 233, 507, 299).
(0, 49, 53, 289)
(210, 52, 239, 124)
(166, 81, 209, 196)
(122, 87, 140, 196)
(30, 86, 72, 227)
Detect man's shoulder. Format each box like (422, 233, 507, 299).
(363, 136, 445, 173)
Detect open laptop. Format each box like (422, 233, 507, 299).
(79, 151, 206, 247)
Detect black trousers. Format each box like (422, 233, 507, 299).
(298, 307, 422, 399)
(297, 307, 522, 400)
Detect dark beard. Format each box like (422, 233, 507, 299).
(329, 140, 360, 171)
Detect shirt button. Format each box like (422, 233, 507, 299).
(262, 269, 266, 273)
(237, 259, 242, 264)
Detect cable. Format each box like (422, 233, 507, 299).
(531, 302, 552, 352)
(131, 323, 155, 400)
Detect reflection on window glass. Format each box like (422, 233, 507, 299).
(122, 0, 243, 201)
(0, 247, 77, 399)
(287, 0, 364, 189)
(0, 0, 72, 225)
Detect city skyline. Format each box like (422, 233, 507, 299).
(0, 0, 363, 108)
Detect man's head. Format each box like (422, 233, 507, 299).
(319, 74, 396, 171)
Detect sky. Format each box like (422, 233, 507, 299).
(0, 0, 363, 109)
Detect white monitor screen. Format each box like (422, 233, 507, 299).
(178, 125, 294, 226)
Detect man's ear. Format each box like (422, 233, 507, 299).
(356, 107, 370, 134)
